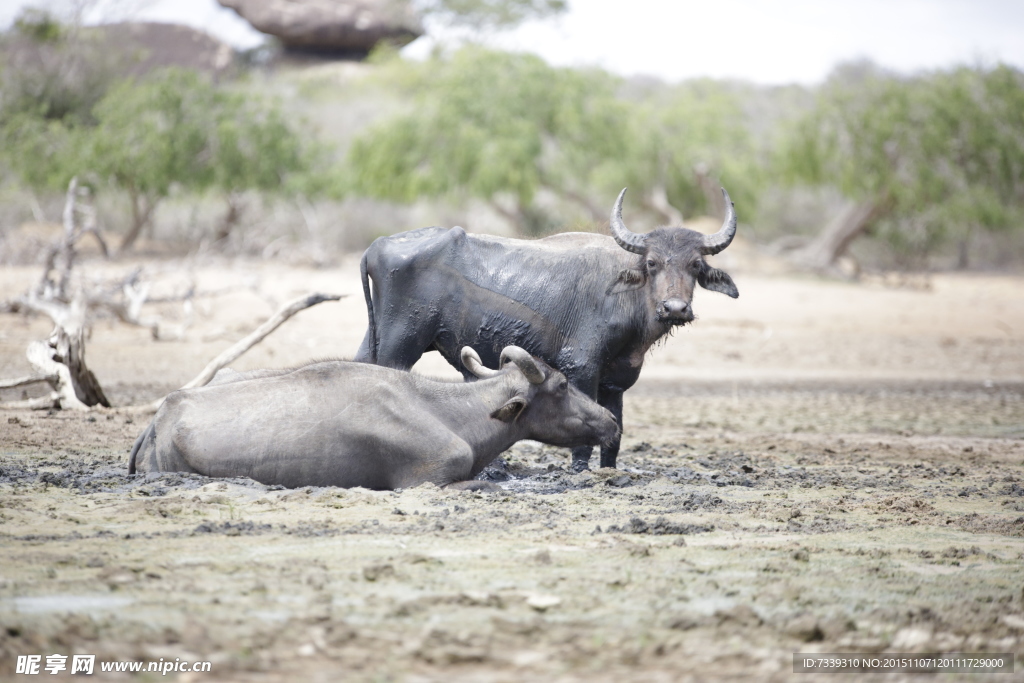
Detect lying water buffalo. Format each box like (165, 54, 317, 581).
(355, 188, 739, 471)
(128, 346, 617, 490)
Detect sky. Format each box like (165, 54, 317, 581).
(3, 0, 1024, 85)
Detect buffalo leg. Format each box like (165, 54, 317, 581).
(374, 326, 435, 371)
(570, 445, 593, 472)
(568, 370, 599, 472)
(598, 390, 624, 469)
(353, 328, 373, 363)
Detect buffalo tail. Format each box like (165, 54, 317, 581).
(127, 423, 154, 474)
(360, 250, 378, 363)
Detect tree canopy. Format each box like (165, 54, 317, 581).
(782, 62, 1024, 266)
(347, 47, 756, 234)
(4, 7, 1023, 270)
(611, 79, 761, 225)
(348, 47, 627, 232)
(1, 61, 311, 251)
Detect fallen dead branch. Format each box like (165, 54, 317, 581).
(133, 292, 345, 413)
(87, 267, 195, 341)
(1, 290, 344, 413)
(3, 180, 214, 343)
(0, 176, 343, 412)
(0, 375, 53, 390)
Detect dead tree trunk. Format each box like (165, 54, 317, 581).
(118, 190, 157, 254)
(26, 320, 109, 410)
(789, 201, 881, 271)
(34, 179, 109, 406)
(50, 320, 110, 407)
(2, 295, 110, 411)
(0, 178, 111, 410)
(644, 183, 685, 226)
(488, 197, 528, 233)
(214, 192, 243, 244)
(693, 162, 725, 220)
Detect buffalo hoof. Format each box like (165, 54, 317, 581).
(445, 480, 503, 493)
(570, 459, 591, 473)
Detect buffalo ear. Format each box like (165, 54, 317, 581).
(490, 397, 527, 423)
(698, 265, 739, 298)
(607, 268, 646, 294)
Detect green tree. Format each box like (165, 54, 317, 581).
(88, 70, 312, 251)
(781, 62, 1024, 268)
(348, 48, 766, 233)
(2, 65, 311, 253)
(84, 69, 218, 251)
(348, 47, 628, 233)
(0, 110, 80, 190)
(207, 90, 309, 242)
(611, 79, 762, 225)
(0, 8, 120, 198)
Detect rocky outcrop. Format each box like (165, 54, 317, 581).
(90, 23, 235, 76)
(1, 22, 235, 91)
(217, 0, 423, 57)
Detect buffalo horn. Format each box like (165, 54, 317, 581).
(700, 188, 737, 255)
(609, 188, 646, 254)
(499, 346, 546, 385)
(461, 347, 500, 379)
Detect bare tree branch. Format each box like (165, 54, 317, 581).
(132, 292, 345, 413)
(77, 203, 109, 257)
(182, 293, 345, 391)
(1, 177, 342, 414)
(32, 176, 110, 302)
(0, 395, 58, 411)
(788, 201, 881, 273)
(0, 375, 54, 390)
(643, 183, 684, 226)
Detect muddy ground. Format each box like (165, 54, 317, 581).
(1, 255, 1023, 681)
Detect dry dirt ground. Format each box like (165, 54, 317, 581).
(1, 253, 1023, 682)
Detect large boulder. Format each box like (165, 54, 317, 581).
(217, 0, 423, 57)
(0, 21, 235, 123)
(90, 23, 235, 76)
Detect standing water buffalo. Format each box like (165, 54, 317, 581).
(355, 188, 739, 471)
(128, 346, 617, 490)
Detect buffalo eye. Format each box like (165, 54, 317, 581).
(558, 380, 568, 393)
(646, 258, 657, 270)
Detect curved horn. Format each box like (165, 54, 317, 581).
(701, 187, 737, 255)
(609, 188, 646, 254)
(461, 347, 500, 379)
(498, 346, 546, 385)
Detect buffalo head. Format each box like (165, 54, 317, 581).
(461, 346, 618, 447)
(609, 187, 739, 325)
